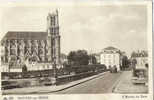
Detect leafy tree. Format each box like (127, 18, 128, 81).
(89, 55, 97, 64)
(131, 51, 137, 58)
(67, 50, 90, 66)
(132, 58, 137, 66)
(122, 56, 130, 70)
(67, 51, 76, 65)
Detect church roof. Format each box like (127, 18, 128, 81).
(2, 31, 47, 40)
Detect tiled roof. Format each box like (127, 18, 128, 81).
(131, 52, 148, 57)
(2, 31, 47, 40)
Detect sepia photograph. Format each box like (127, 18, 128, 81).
(0, 1, 153, 100)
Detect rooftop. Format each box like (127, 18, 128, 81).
(100, 46, 121, 54)
(2, 31, 47, 41)
(103, 46, 119, 51)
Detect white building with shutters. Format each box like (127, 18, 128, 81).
(100, 46, 122, 71)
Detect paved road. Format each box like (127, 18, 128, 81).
(54, 72, 122, 94)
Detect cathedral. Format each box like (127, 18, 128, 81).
(0, 10, 61, 72)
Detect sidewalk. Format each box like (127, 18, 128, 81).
(113, 71, 148, 93)
(3, 72, 108, 95)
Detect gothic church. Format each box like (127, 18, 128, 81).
(1, 10, 61, 72)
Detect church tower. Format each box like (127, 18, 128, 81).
(47, 10, 60, 65)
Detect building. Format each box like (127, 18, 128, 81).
(131, 50, 148, 69)
(100, 46, 121, 71)
(0, 10, 61, 72)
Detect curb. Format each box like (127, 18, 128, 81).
(41, 71, 109, 94)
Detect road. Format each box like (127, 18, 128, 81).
(54, 72, 122, 94)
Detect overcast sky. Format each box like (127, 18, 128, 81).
(0, 4, 148, 56)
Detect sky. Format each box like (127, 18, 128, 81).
(0, 4, 148, 56)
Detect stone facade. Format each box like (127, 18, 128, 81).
(1, 10, 61, 72)
(131, 50, 148, 69)
(100, 46, 121, 71)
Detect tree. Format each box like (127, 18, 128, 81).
(132, 58, 137, 66)
(67, 51, 76, 65)
(67, 50, 90, 66)
(131, 51, 137, 58)
(89, 55, 97, 64)
(122, 56, 130, 70)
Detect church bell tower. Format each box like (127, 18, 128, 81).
(47, 10, 60, 65)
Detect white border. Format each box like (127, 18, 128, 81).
(0, 1, 153, 100)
